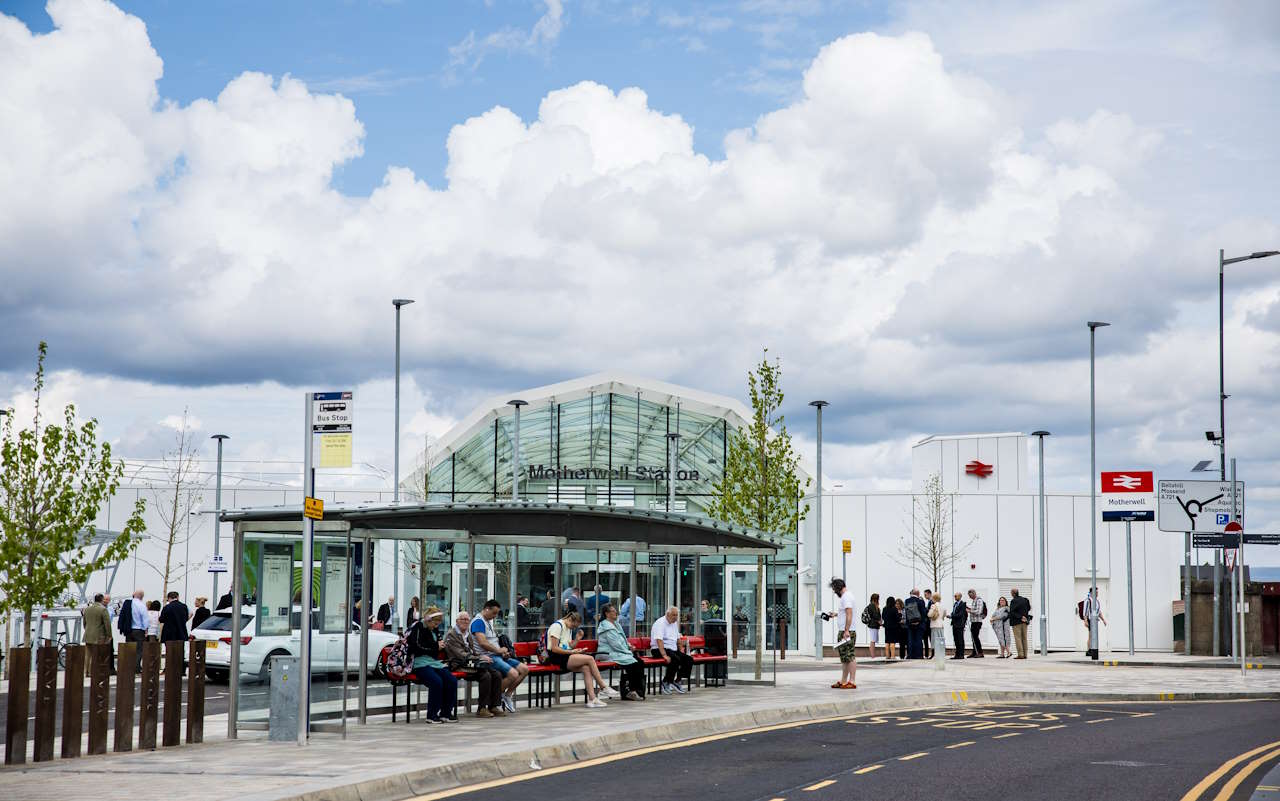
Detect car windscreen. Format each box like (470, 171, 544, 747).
(198, 613, 253, 631)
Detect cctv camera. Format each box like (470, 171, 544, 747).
(1205, 431, 1218, 442)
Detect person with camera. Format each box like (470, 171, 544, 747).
(825, 578, 856, 689)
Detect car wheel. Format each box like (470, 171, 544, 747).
(258, 650, 290, 684)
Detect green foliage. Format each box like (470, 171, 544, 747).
(708, 350, 811, 535)
(0, 343, 145, 643)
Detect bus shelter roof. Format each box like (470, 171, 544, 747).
(222, 501, 786, 555)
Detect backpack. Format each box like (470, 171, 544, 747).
(383, 634, 413, 681)
(904, 600, 922, 626)
(536, 627, 552, 665)
(117, 599, 131, 634)
(1076, 600, 1086, 621)
(861, 606, 873, 626)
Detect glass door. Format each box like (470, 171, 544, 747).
(451, 562, 495, 620)
(727, 566, 759, 656)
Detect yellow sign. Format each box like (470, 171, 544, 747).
(304, 496, 324, 520)
(842, 539, 851, 554)
(317, 432, 353, 468)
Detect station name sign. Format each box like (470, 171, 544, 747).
(526, 464, 702, 482)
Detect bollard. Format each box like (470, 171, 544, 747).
(163, 642, 183, 746)
(61, 645, 86, 758)
(33, 645, 58, 762)
(87, 644, 111, 755)
(114, 642, 136, 752)
(186, 640, 206, 744)
(138, 641, 161, 750)
(4, 647, 31, 765)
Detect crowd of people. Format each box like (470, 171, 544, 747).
(79, 588, 202, 674)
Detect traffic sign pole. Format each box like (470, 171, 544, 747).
(299, 391, 314, 746)
(1126, 520, 1134, 656)
(1232, 459, 1244, 675)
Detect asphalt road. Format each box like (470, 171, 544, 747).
(444, 701, 1280, 801)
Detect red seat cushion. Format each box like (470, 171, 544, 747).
(513, 642, 539, 659)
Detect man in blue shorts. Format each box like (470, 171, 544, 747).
(470, 599, 529, 713)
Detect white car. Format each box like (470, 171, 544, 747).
(194, 608, 398, 683)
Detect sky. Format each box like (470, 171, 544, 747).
(2, 0, 1280, 559)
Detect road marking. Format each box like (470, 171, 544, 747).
(946, 741, 975, 749)
(1257, 785, 1279, 791)
(993, 732, 1022, 739)
(1211, 746, 1280, 801)
(1041, 725, 1066, 731)
(854, 765, 883, 775)
(898, 752, 929, 761)
(1086, 718, 1114, 724)
(803, 780, 837, 791)
(1177, 739, 1280, 801)
(1086, 708, 1154, 717)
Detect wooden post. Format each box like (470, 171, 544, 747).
(33, 645, 58, 762)
(138, 641, 160, 750)
(186, 640, 206, 744)
(61, 644, 86, 758)
(114, 642, 136, 752)
(162, 642, 183, 746)
(731, 618, 739, 659)
(4, 646, 30, 765)
(87, 644, 111, 755)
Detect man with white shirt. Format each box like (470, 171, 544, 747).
(827, 578, 856, 689)
(650, 606, 693, 694)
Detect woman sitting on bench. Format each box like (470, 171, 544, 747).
(547, 611, 617, 709)
(406, 606, 458, 723)
(595, 604, 645, 701)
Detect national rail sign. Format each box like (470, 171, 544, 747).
(1157, 480, 1244, 533)
(1100, 470, 1155, 522)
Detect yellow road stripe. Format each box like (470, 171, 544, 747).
(899, 752, 929, 761)
(1257, 786, 1279, 791)
(993, 732, 1022, 739)
(1086, 718, 1114, 724)
(946, 741, 975, 749)
(803, 780, 837, 791)
(1212, 747, 1280, 801)
(854, 765, 883, 775)
(1178, 739, 1280, 801)
(1041, 725, 1066, 731)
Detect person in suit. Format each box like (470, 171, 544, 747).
(949, 592, 968, 660)
(159, 591, 191, 643)
(921, 590, 935, 658)
(82, 592, 114, 673)
(376, 596, 395, 629)
(118, 588, 149, 673)
(515, 595, 533, 641)
(216, 591, 233, 611)
(405, 596, 421, 631)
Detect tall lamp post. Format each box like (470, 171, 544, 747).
(1217, 249, 1276, 656)
(211, 434, 229, 603)
(1087, 321, 1109, 661)
(1031, 431, 1050, 656)
(507, 400, 527, 643)
(809, 400, 828, 660)
(392, 298, 414, 619)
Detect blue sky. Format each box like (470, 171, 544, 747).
(7, 0, 892, 193)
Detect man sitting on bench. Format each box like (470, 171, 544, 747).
(443, 611, 504, 718)
(470, 599, 529, 714)
(651, 606, 693, 694)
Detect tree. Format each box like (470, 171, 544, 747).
(0, 343, 146, 647)
(708, 350, 811, 677)
(893, 472, 973, 594)
(139, 410, 205, 597)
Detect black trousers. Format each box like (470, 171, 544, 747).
(652, 648, 693, 684)
(125, 630, 146, 673)
(616, 660, 646, 698)
(469, 667, 503, 710)
(969, 622, 984, 656)
(951, 625, 966, 658)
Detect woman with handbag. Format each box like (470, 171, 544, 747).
(596, 604, 645, 701)
(863, 594, 882, 660)
(405, 606, 458, 723)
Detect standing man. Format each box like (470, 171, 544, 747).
(921, 590, 935, 658)
(619, 593, 646, 636)
(904, 589, 927, 659)
(82, 592, 113, 674)
(949, 592, 967, 660)
(469, 599, 529, 713)
(216, 590, 233, 611)
(159, 591, 191, 644)
(119, 588, 148, 673)
(1008, 588, 1031, 659)
(967, 588, 987, 658)
(515, 595, 533, 641)
(650, 606, 694, 694)
(539, 590, 557, 638)
(376, 596, 395, 629)
(827, 579, 856, 689)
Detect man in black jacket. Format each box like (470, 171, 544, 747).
(159, 591, 191, 644)
(949, 592, 967, 659)
(1008, 588, 1032, 659)
(376, 596, 395, 629)
(904, 590, 927, 659)
(515, 596, 533, 641)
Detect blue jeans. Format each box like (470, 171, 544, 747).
(412, 666, 458, 720)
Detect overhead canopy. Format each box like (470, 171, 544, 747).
(223, 501, 786, 553)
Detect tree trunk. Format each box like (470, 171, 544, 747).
(754, 554, 764, 680)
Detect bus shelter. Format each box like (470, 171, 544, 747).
(221, 501, 787, 740)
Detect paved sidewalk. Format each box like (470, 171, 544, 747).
(3, 656, 1278, 801)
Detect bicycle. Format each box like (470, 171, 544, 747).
(38, 631, 71, 670)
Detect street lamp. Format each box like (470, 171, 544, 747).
(1031, 431, 1050, 656)
(392, 298, 414, 618)
(210, 434, 229, 603)
(809, 400, 828, 660)
(506, 399, 527, 643)
(1087, 321, 1109, 661)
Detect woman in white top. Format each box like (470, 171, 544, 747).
(927, 595, 947, 666)
(546, 611, 617, 708)
(990, 597, 1012, 658)
(146, 600, 161, 640)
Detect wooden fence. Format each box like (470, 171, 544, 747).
(4, 639, 205, 765)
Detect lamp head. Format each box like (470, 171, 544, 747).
(1031, 430, 1050, 437)
(392, 298, 415, 308)
(809, 400, 829, 408)
(211, 434, 229, 442)
(1087, 321, 1111, 330)
(507, 399, 528, 408)
(1249, 251, 1280, 259)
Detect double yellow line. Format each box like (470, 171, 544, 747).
(1179, 739, 1280, 801)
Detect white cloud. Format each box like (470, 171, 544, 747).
(447, 0, 565, 78)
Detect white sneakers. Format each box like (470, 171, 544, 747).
(598, 686, 620, 700)
(502, 693, 516, 713)
(586, 698, 608, 708)
(659, 682, 675, 695)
